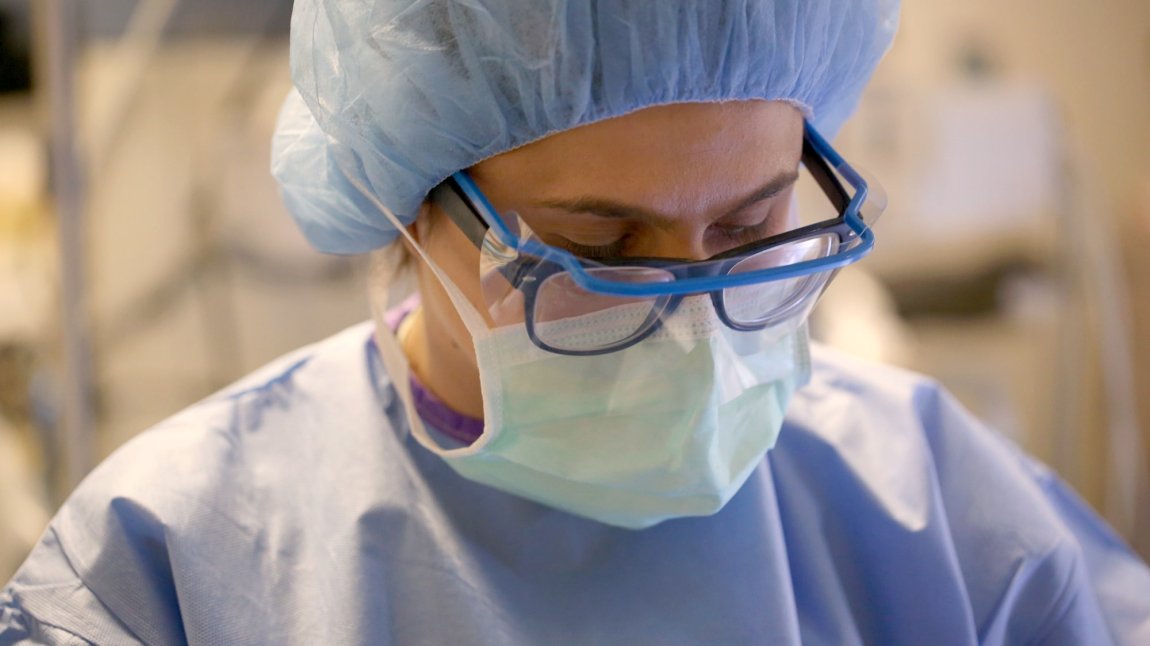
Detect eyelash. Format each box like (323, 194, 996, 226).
(712, 222, 772, 246)
(558, 237, 628, 259)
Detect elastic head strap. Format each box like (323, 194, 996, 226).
(340, 160, 491, 334)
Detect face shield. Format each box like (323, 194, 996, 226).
(429, 121, 886, 356)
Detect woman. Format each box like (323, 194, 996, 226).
(4, 0, 1149, 644)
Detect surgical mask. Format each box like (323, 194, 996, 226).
(372, 216, 811, 530)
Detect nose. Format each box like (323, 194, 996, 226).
(637, 227, 711, 261)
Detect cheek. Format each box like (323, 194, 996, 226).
(789, 193, 801, 227)
(420, 214, 496, 331)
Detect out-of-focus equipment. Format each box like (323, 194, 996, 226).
(24, 0, 362, 509)
(41, 0, 96, 498)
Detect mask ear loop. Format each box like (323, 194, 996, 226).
(333, 151, 490, 330)
(341, 162, 494, 456)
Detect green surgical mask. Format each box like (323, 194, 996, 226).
(373, 216, 811, 529)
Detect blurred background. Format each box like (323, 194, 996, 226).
(0, 0, 1148, 581)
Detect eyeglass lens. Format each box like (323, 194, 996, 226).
(530, 232, 838, 353)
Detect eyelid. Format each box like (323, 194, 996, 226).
(716, 190, 792, 229)
(547, 234, 628, 259)
(533, 182, 795, 258)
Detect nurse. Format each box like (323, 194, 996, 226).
(4, 0, 1150, 644)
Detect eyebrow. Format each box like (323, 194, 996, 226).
(532, 170, 800, 226)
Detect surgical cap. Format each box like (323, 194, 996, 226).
(272, 0, 901, 254)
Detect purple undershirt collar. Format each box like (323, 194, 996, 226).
(384, 295, 485, 446)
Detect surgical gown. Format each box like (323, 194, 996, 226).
(2, 321, 1149, 645)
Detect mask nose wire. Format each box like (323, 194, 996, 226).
(346, 167, 491, 336)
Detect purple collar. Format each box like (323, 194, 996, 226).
(385, 295, 484, 446)
(409, 378, 485, 445)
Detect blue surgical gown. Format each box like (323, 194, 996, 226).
(2, 322, 1149, 645)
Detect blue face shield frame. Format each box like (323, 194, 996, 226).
(429, 120, 886, 355)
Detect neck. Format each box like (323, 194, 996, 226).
(402, 293, 485, 420)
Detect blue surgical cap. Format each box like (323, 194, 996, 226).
(272, 0, 901, 254)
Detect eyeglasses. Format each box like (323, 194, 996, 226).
(430, 121, 885, 355)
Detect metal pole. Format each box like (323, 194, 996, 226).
(40, 0, 95, 498)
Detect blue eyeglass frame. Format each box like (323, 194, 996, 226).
(429, 120, 882, 355)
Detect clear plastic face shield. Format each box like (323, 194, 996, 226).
(429, 121, 886, 356)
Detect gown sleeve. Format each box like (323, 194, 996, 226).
(1, 526, 143, 646)
(1028, 461, 1150, 643)
(919, 376, 1150, 645)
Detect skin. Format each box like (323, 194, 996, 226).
(398, 100, 804, 418)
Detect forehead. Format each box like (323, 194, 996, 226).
(470, 101, 804, 214)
